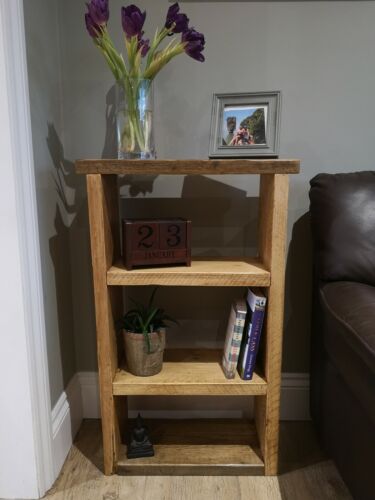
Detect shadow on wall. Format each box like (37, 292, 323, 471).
(49, 204, 75, 389)
(120, 175, 259, 256)
(46, 107, 314, 381)
(283, 212, 313, 372)
(45, 80, 160, 381)
(44, 78, 160, 380)
(121, 175, 261, 415)
(46, 83, 313, 381)
(102, 85, 117, 159)
(120, 175, 259, 354)
(47, 124, 97, 384)
(104, 85, 158, 194)
(100, 85, 261, 353)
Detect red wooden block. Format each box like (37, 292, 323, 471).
(122, 218, 192, 270)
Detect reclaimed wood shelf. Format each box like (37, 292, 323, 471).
(107, 258, 270, 287)
(117, 418, 264, 476)
(113, 349, 267, 396)
(76, 158, 300, 477)
(76, 158, 299, 175)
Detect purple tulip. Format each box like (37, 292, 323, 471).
(165, 2, 189, 34)
(121, 4, 146, 39)
(182, 28, 205, 62)
(138, 37, 150, 57)
(86, 0, 109, 26)
(85, 12, 101, 38)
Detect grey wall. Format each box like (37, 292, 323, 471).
(24, 0, 77, 406)
(26, 0, 375, 405)
(61, 0, 375, 374)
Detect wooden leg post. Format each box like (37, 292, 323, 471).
(255, 173, 289, 475)
(86, 174, 123, 474)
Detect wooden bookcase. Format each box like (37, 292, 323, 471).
(75, 158, 300, 476)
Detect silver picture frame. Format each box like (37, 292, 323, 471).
(208, 91, 281, 158)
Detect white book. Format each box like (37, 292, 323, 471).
(222, 299, 247, 379)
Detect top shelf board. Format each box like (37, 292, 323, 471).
(75, 159, 300, 175)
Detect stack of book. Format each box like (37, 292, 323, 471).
(222, 288, 267, 380)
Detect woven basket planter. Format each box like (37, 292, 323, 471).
(123, 329, 166, 376)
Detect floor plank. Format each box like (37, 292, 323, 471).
(44, 419, 352, 500)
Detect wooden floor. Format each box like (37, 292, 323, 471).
(44, 420, 352, 500)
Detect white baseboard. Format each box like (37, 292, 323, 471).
(280, 373, 310, 421)
(78, 372, 100, 418)
(51, 370, 309, 474)
(50, 370, 310, 478)
(75, 371, 310, 421)
(51, 374, 82, 477)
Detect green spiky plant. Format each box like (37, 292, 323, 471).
(116, 287, 177, 353)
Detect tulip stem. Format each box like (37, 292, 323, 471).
(119, 78, 149, 155)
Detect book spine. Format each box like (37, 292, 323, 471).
(242, 307, 265, 380)
(237, 321, 251, 379)
(222, 306, 246, 379)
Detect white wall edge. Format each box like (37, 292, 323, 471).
(0, 0, 54, 497)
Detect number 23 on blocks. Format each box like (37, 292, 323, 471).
(122, 218, 192, 270)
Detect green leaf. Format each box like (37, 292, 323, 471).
(143, 331, 151, 353)
(143, 307, 159, 333)
(148, 286, 159, 308)
(143, 42, 185, 80)
(117, 286, 178, 336)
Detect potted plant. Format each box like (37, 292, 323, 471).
(116, 288, 177, 376)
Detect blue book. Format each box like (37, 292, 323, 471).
(237, 288, 267, 380)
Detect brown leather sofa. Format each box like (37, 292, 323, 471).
(309, 171, 375, 500)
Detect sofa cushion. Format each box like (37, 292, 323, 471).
(320, 281, 375, 425)
(310, 171, 375, 286)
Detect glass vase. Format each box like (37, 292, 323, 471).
(115, 79, 155, 160)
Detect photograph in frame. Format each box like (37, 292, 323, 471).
(209, 91, 281, 158)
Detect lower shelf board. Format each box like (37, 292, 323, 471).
(116, 418, 264, 476)
(113, 349, 267, 396)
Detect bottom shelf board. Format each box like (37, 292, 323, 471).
(117, 418, 264, 476)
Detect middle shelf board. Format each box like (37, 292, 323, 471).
(107, 258, 270, 287)
(113, 349, 267, 396)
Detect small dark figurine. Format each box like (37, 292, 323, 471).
(127, 413, 154, 459)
